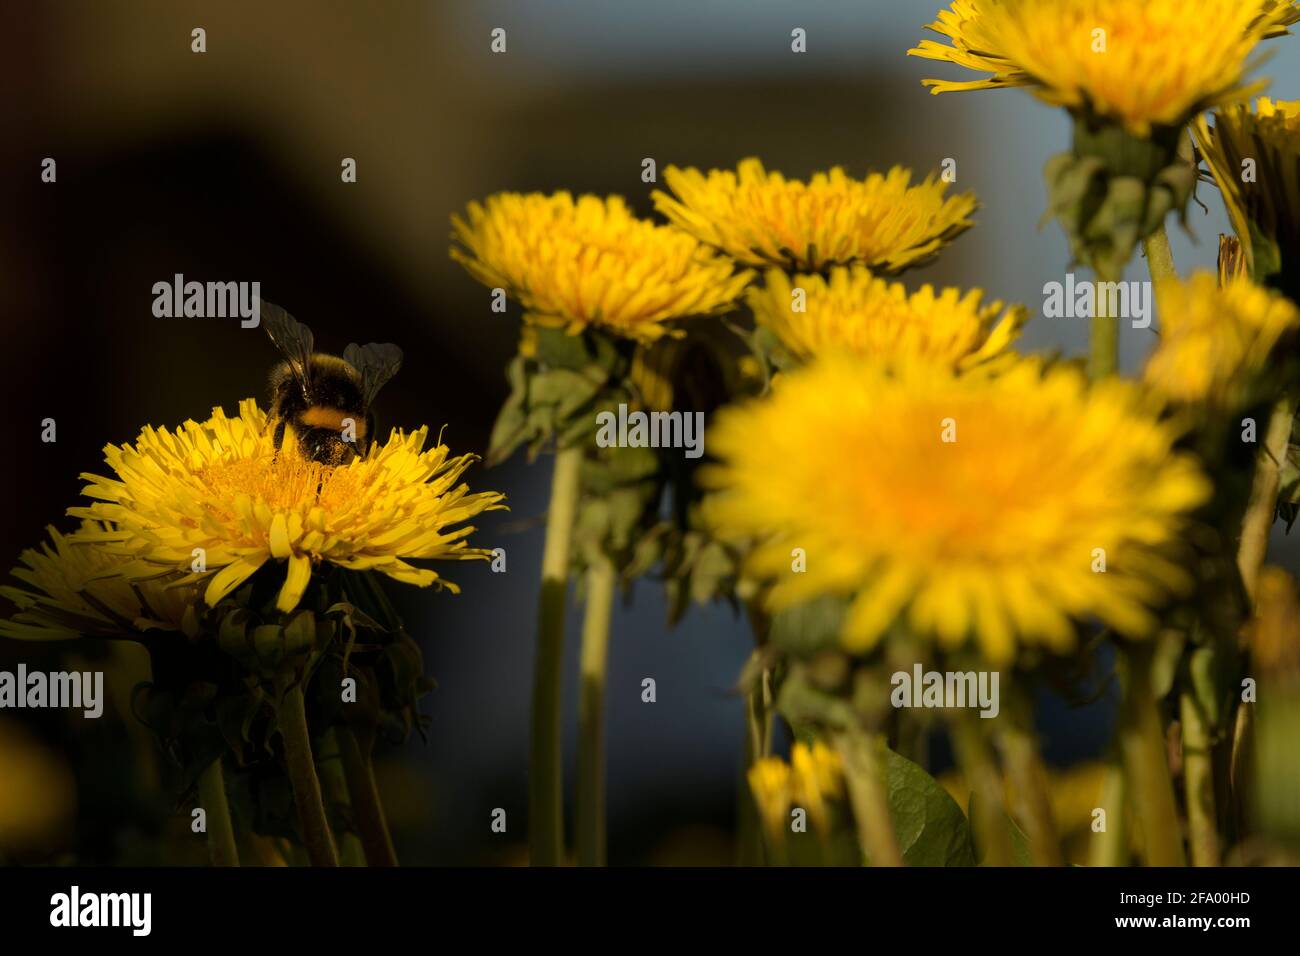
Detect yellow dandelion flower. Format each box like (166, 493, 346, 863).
(909, 0, 1298, 138)
(68, 400, 505, 615)
(450, 192, 752, 343)
(0, 522, 199, 641)
(651, 159, 976, 274)
(1143, 272, 1300, 409)
(748, 742, 845, 841)
(703, 357, 1211, 663)
(790, 740, 844, 836)
(747, 756, 793, 842)
(750, 266, 1026, 369)
(1196, 98, 1300, 283)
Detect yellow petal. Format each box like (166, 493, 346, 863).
(268, 513, 293, 559)
(204, 553, 268, 606)
(275, 554, 313, 613)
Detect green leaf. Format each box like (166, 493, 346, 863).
(606, 487, 651, 546)
(689, 540, 735, 606)
(884, 749, 977, 867)
(486, 394, 529, 466)
(485, 355, 531, 466)
(626, 526, 665, 580)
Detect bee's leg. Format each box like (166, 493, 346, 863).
(271, 419, 290, 463)
(364, 410, 378, 456)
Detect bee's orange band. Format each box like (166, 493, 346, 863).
(300, 407, 367, 438)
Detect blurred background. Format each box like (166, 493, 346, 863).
(3, 0, 1300, 865)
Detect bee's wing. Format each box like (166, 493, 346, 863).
(261, 300, 315, 397)
(344, 342, 403, 407)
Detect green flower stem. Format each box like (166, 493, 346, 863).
(576, 555, 616, 867)
(337, 724, 399, 867)
(1142, 224, 1178, 283)
(1228, 394, 1293, 828)
(736, 772, 764, 866)
(833, 728, 903, 867)
(950, 710, 1014, 866)
(316, 730, 366, 866)
(280, 683, 340, 867)
(1238, 395, 1295, 602)
(742, 605, 773, 761)
(744, 666, 773, 761)
(997, 719, 1062, 866)
(197, 756, 239, 867)
(737, 649, 772, 866)
(1228, 702, 1254, 834)
(1089, 760, 1129, 866)
(1179, 689, 1220, 867)
(529, 444, 583, 866)
(1089, 260, 1122, 380)
(1117, 644, 1185, 866)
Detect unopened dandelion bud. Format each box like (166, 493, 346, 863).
(1044, 120, 1196, 278)
(1219, 234, 1248, 285)
(1197, 99, 1300, 302)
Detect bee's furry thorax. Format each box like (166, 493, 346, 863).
(269, 353, 373, 465)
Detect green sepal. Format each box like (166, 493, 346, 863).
(767, 595, 848, 659)
(1043, 117, 1196, 279)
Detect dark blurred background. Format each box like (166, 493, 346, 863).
(3, 0, 1299, 865)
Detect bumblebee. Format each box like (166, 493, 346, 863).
(262, 301, 403, 466)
